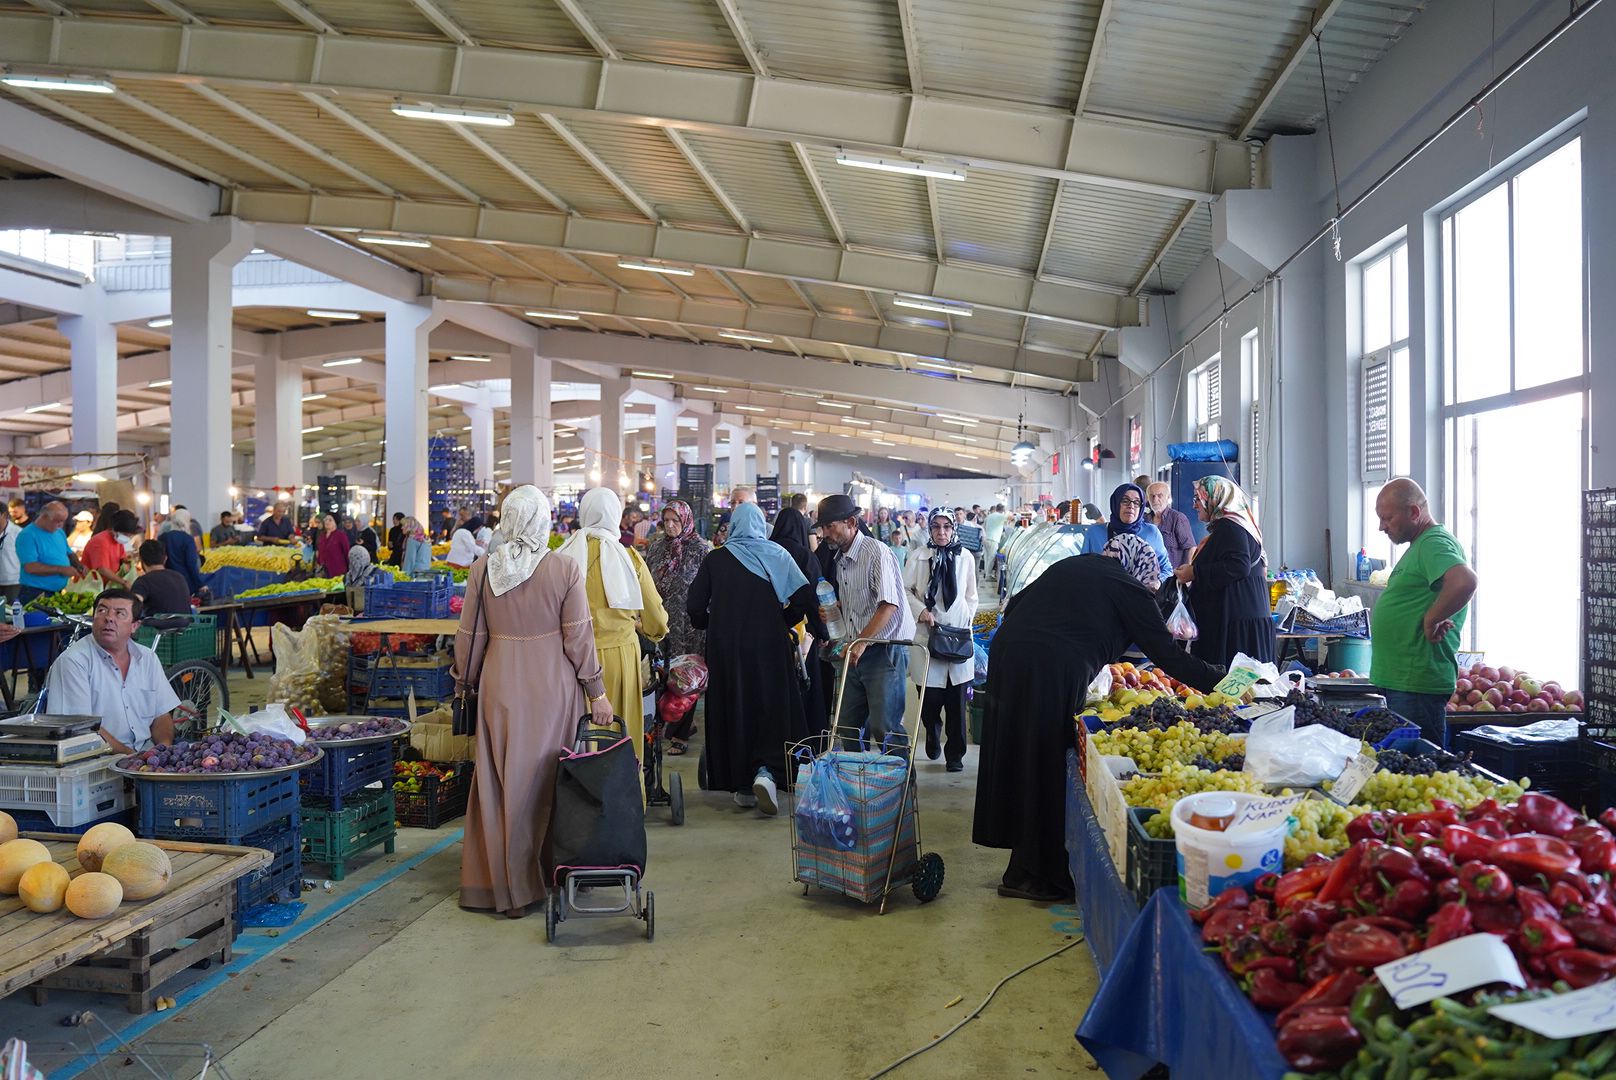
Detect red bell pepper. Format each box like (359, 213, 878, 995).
(1276, 970, 1367, 1030)
(1352, 878, 1383, 911)
(1515, 886, 1559, 922)
(1551, 881, 1589, 917)
(1460, 861, 1515, 903)
(1425, 901, 1474, 946)
(1417, 846, 1457, 881)
(1435, 878, 1463, 904)
(1221, 931, 1271, 975)
(1473, 902, 1524, 935)
(1202, 906, 1258, 945)
(1516, 792, 1579, 838)
(1247, 899, 1272, 923)
(1352, 915, 1415, 932)
(1466, 798, 1504, 823)
(1274, 864, 1333, 911)
(1544, 948, 1616, 989)
(1599, 807, 1616, 835)
(1254, 872, 1280, 900)
(1287, 900, 1347, 937)
(1566, 917, 1616, 952)
(1322, 920, 1407, 970)
(1248, 967, 1309, 1011)
(1440, 825, 1495, 864)
(1575, 832, 1616, 876)
(1259, 919, 1302, 957)
(1384, 878, 1435, 922)
(1567, 824, 1608, 846)
(1302, 946, 1336, 985)
(1472, 817, 1512, 841)
(1277, 1008, 1364, 1072)
(1518, 916, 1576, 955)
(1190, 885, 1249, 926)
(1345, 812, 1390, 845)
(1489, 835, 1581, 881)
(1364, 845, 1428, 884)
(1400, 806, 1463, 831)
(1318, 841, 1376, 905)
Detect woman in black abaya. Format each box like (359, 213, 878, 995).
(769, 508, 831, 734)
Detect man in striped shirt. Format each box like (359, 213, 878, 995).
(817, 494, 916, 750)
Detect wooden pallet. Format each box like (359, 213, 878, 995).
(0, 835, 270, 1012)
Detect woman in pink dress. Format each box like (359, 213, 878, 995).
(453, 486, 613, 918)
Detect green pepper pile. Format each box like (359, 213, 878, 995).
(23, 591, 94, 614)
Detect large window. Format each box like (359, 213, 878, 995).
(1189, 356, 1222, 442)
(1442, 136, 1586, 680)
(1359, 241, 1411, 565)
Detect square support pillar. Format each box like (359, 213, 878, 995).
(60, 301, 116, 470)
(253, 336, 302, 492)
(466, 397, 495, 495)
(691, 413, 717, 466)
(653, 401, 678, 493)
(384, 300, 444, 523)
(509, 345, 553, 491)
(726, 426, 748, 491)
(753, 435, 773, 482)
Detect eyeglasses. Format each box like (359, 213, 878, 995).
(931, 523, 953, 530)
(1118, 498, 1143, 508)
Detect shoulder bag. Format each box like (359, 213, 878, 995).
(925, 557, 974, 664)
(451, 568, 489, 737)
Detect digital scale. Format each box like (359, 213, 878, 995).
(0, 715, 111, 766)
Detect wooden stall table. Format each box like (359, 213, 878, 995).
(0, 835, 270, 1014)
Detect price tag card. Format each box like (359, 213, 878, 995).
(1214, 668, 1262, 698)
(1490, 982, 1616, 1038)
(1329, 753, 1377, 804)
(1375, 934, 1525, 1010)
(1230, 792, 1307, 830)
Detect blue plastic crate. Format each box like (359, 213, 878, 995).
(363, 575, 452, 619)
(134, 769, 301, 842)
(235, 817, 302, 912)
(368, 664, 455, 701)
(8, 807, 136, 837)
(300, 737, 398, 810)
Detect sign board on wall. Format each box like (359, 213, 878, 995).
(1051, 453, 1060, 475)
(756, 475, 780, 515)
(1128, 416, 1143, 470)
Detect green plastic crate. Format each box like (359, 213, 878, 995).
(135, 613, 217, 664)
(301, 788, 396, 881)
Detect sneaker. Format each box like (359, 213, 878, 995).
(946, 761, 965, 773)
(753, 770, 779, 816)
(733, 791, 758, 808)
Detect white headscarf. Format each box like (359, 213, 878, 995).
(555, 487, 643, 611)
(486, 486, 552, 597)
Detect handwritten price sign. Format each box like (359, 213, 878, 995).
(1229, 793, 1306, 831)
(1329, 753, 1377, 804)
(1375, 934, 1525, 1010)
(1490, 982, 1616, 1039)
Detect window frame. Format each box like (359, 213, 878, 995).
(1188, 355, 1222, 442)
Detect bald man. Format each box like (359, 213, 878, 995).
(1146, 482, 1195, 569)
(1369, 478, 1477, 747)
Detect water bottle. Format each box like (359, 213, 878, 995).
(816, 578, 848, 641)
(8, 601, 22, 630)
(1355, 548, 1369, 582)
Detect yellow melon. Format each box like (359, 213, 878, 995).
(0, 838, 51, 894)
(18, 860, 70, 913)
(65, 872, 123, 918)
(101, 842, 171, 901)
(0, 810, 15, 845)
(76, 822, 136, 874)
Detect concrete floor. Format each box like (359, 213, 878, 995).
(9, 601, 1108, 1079)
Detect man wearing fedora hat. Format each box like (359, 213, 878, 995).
(816, 494, 915, 749)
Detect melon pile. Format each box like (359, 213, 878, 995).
(0, 813, 172, 920)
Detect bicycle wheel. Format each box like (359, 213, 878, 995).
(167, 661, 230, 741)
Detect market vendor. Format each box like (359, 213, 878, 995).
(1369, 477, 1477, 747)
(256, 503, 296, 545)
(43, 587, 180, 754)
(17, 500, 85, 603)
(973, 535, 1225, 903)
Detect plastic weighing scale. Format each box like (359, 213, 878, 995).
(0, 715, 110, 766)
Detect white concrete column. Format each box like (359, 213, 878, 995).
(653, 401, 677, 492)
(171, 218, 253, 524)
(466, 398, 495, 493)
(252, 336, 302, 492)
(578, 419, 601, 483)
(691, 413, 718, 466)
(781, 444, 799, 486)
(753, 434, 773, 482)
(508, 345, 553, 491)
(59, 300, 117, 470)
(726, 426, 747, 490)
(598, 377, 628, 492)
(384, 299, 444, 523)
(802, 451, 816, 493)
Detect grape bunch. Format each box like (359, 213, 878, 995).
(1375, 746, 1478, 777)
(1285, 798, 1362, 867)
(1282, 689, 1354, 730)
(1091, 722, 1244, 772)
(309, 717, 407, 742)
(1108, 696, 1245, 735)
(1343, 769, 1528, 814)
(119, 733, 319, 774)
(1120, 763, 1268, 811)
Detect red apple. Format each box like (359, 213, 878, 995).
(1542, 681, 1563, 699)
(1498, 666, 1516, 682)
(1467, 690, 1484, 705)
(1481, 666, 1499, 682)
(1456, 678, 1474, 694)
(1527, 698, 1550, 712)
(1566, 690, 1585, 708)
(1475, 701, 1496, 713)
(1508, 689, 1530, 705)
(1457, 704, 1474, 712)
(1484, 688, 1505, 706)
(1510, 703, 1528, 713)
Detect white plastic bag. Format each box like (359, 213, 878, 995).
(1084, 665, 1113, 705)
(1167, 597, 1198, 641)
(226, 703, 308, 745)
(1243, 705, 1360, 786)
(1229, 652, 1288, 699)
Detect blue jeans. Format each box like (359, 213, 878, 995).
(1382, 690, 1450, 748)
(837, 643, 909, 751)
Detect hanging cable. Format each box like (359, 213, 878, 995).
(1315, 31, 1344, 261)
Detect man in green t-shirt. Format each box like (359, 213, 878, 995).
(1369, 478, 1478, 747)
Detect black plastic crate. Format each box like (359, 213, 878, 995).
(394, 762, 473, 829)
(1125, 806, 1177, 908)
(1585, 489, 1616, 528)
(300, 737, 398, 810)
(1455, 728, 1583, 789)
(1591, 596, 1616, 633)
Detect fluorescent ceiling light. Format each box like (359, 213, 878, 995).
(872, 440, 895, 446)
(301, 393, 327, 402)
(690, 386, 728, 394)
(525, 310, 580, 321)
(835, 153, 965, 182)
(893, 295, 973, 317)
(357, 234, 432, 248)
(837, 434, 851, 438)
(955, 453, 980, 460)
(391, 102, 514, 127)
(791, 430, 814, 436)
(302, 426, 325, 434)
(783, 391, 818, 399)
(24, 402, 59, 413)
(631, 370, 673, 379)
(616, 259, 695, 277)
(323, 357, 365, 368)
(735, 405, 766, 413)
(913, 359, 972, 374)
(448, 355, 492, 363)
(950, 435, 978, 443)
(497, 458, 511, 465)
(932, 413, 979, 426)
(844, 418, 872, 426)
(718, 330, 772, 344)
(302, 452, 324, 460)
(2, 73, 115, 93)
(146, 317, 172, 329)
(73, 472, 108, 483)
(819, 401, 853, 410)
(148, 380, 172, 389)
(308, 309, 361, 320)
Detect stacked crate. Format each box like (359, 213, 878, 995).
(428, 437, 479, 524)
(299, 735, 399, 882)
(316, 475, 350, 521)
(1582, 488, 1616, 808)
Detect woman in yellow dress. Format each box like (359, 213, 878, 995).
(555, 487, 669, 786)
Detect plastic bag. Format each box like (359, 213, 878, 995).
(666, 654, 709, 696)
(1243, 706, 1362, 786)
(266, 614, 351, 716)
(226, 703, 309, 745)
(1230, 652, 1288, 699)
(1085, 665, 1113, 706)
(794, 753, 857, 852)
(1167, 597, 1198, 641)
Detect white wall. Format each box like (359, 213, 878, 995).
(900, 477, 1011, 509)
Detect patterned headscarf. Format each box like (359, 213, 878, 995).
(1195, 475, 1265, 548)
(1102, 533, 1161, 591)
(402, 516, 427, 543)
(661, 499, 696, 559)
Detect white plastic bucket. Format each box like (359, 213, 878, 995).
(1171, 791, 1291, 909)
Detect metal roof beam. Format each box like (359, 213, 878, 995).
(710, 0, 769, 77)
(0, 16, 1242, 200)
(450, 126, 571, 212)
(666, 128, 750, 234)
(549, 0, 619, 59)
(230, 192, 1134, 330)
(1237, 0, 1349, 141)
(1132, 200, 1200, 295)
(265, 0, 339, 35)
(537, 113, 659, 222)
(251, 225, 422, 302)
(4, 88, 235, 190)
(187, 85, 397, 196)
(403, 0, 476, 47)
(895, 0, 925, 94)
(297, 92, 484, 205)
(114, 91, 312, 192)
(1075, 0, 1116, 117)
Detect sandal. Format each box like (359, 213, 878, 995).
(668, 740, 690, 756)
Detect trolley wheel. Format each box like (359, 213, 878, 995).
(912, 852, 945, 903)
(545, 893, 558, 943)
(645, 890, 655, 941)
(670, 772, 685, 826)
(697, 748, 708, 791)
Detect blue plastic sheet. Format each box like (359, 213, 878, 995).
(1064, 751, 1140, 974)
(1076, 890, 1290, 1080)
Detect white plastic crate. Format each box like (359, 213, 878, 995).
(0, 754, 131, 827)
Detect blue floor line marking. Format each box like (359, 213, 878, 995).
(52, 828, 464, 1079)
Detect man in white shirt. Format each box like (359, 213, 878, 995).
(44, 587, 180, 754)
(0, 512, 20, 602)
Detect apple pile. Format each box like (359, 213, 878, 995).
(1446, 663, 1583, 715)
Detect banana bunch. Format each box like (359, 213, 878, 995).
(203, 547, 305, 573)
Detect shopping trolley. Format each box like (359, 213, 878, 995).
(786, 638, 945, 914)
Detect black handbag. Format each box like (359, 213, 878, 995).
(451, 568, 489, 737)
(928, 622, 973, 663)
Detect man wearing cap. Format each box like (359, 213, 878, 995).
(816, 494, 916, 749)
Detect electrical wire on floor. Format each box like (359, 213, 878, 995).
(863, 931, 1088, 1079)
